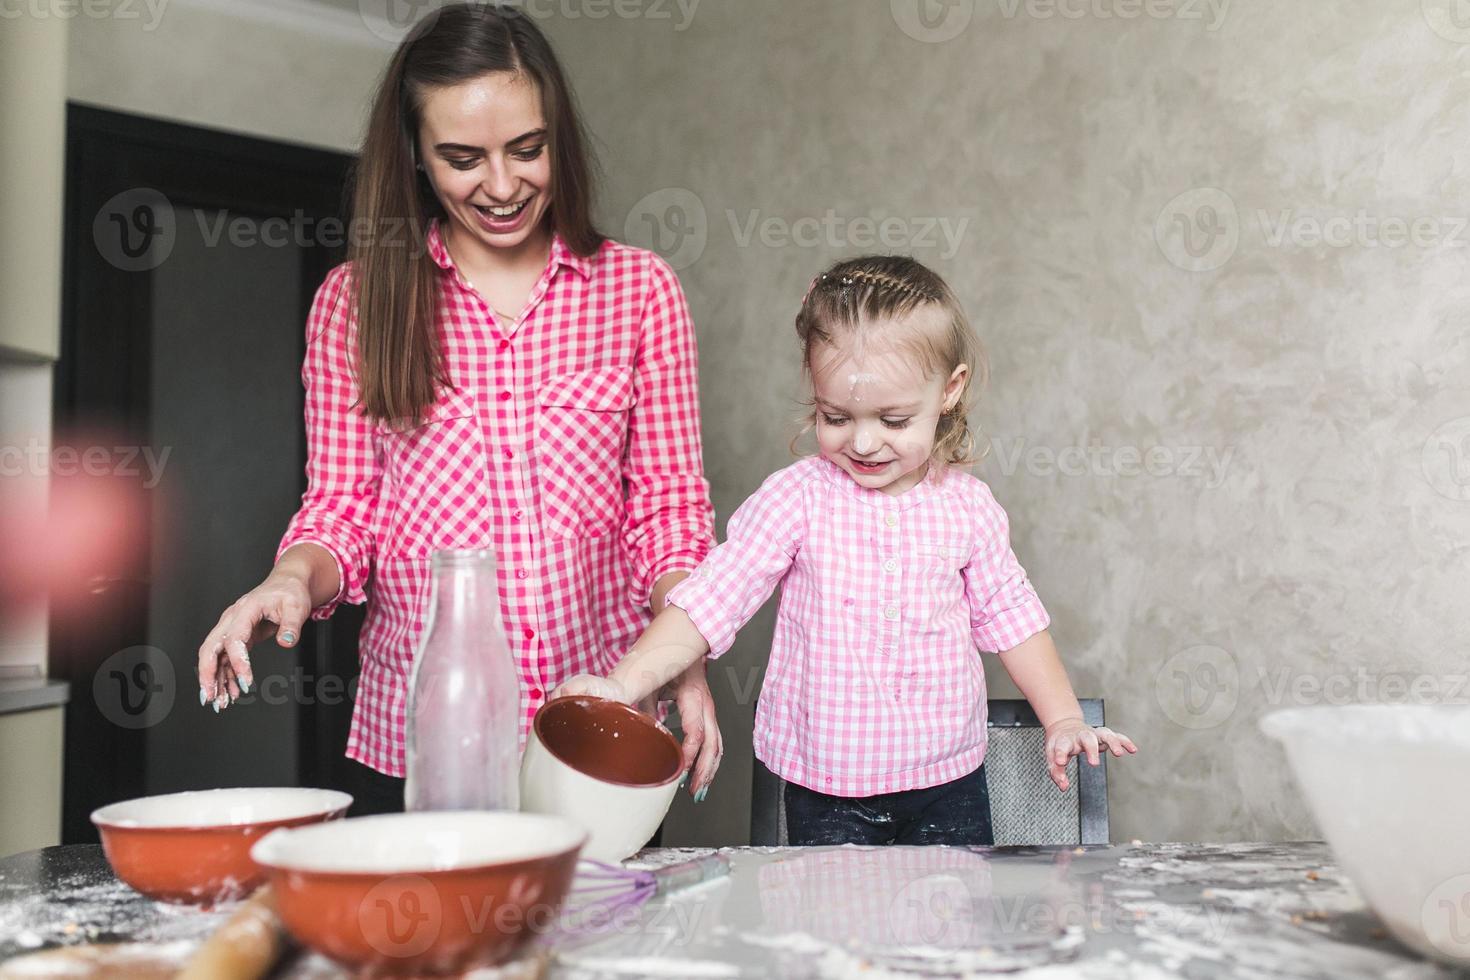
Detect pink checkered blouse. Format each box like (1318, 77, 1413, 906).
(666, 456, 1050, 797)
(278, 222, 714, 777)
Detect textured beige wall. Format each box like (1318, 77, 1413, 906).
(67, 0, 391, 152)
(543, 0, 1470, 844)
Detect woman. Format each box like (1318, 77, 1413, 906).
(195, 3, 721, 814)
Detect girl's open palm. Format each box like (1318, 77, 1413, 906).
(1043, 718, 1137, 792)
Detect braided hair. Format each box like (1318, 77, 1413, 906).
(794, 255, 987, 472)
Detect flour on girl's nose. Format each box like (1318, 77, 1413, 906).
(854, 430, 875, 455)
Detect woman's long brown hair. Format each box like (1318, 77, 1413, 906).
(349, 2, 603, 424)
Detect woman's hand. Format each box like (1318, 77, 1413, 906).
(664, 661, 723, 802)
(1042, 717, 1137, 792)
(196, 569, 312, 712)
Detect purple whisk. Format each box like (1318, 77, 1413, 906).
(555, 853, 730, 939)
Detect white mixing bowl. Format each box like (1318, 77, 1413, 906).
(1260, 705, 1470, 965)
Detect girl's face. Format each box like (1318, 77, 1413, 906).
(810, 325, 968, 496)
(416, 71, 553, 259)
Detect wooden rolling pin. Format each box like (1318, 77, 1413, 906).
(177, 885, 294, 980)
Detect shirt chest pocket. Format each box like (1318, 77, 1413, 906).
(534, 367, 634, 538)
(375, 388, 492, 557)
(913, 539, 968, 579)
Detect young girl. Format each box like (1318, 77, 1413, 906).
(557, 255, 1136, 845)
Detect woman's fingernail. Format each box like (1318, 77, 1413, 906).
(213, 699, 221, 715)
(280, 631, 296, 646)
(679, 773, 689, 789)
(240, 677, 250, 695)
(199, 687, 207, 707)
(695, 787, 708, 803)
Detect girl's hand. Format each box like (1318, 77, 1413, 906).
(1043, 717, 1138, 792)
(551, 674, 631, 703)
(196, 569, 312, 713)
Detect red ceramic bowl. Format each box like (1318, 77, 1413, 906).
(90, 787, 352, 905)
(251, 811, 586, 975)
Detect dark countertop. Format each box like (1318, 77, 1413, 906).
(1, 842, 1467, 977)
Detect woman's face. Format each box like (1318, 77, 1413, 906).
(416, 71, 553, 256)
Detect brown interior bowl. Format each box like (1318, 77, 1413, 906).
(90, 787, 352, 905)
(250, 811, 586, 974)
(533, 695, 682, 786)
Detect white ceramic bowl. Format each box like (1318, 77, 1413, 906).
(1260, 705, 1470, 964)
(519, 696, 683, 862)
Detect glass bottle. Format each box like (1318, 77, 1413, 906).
(405, 548, 521, 811)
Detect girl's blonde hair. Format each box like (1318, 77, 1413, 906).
(793, 255, 987, 474)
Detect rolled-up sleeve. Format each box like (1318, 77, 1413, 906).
(276, 264, 379, 620)
(963, 484, 1050, 653)
(620, 254, 716, 605)
(664, 467, 806, 658)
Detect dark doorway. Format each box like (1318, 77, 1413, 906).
(53, 104, 365, 843)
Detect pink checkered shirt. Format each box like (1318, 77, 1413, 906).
(666, 456, 1050, 797)
(278, 222, 714, 777)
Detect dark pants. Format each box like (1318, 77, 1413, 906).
(783, 763, 994, 846)
(346, 760, 406, 817)
(343, 759, 665, 846)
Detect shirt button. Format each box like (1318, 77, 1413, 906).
(529, 687, 543, 700)
(512, 509, 523, 521)
(515, 568, 529, 580)
(884, 604, 900, 620)
(498, 339, 510, 351)
(884, 513, 898, 527)
(503, 448, 514, 460)
(523, 628, 535, 640)
(883, 558, 897, 573)
(498, 390, 512, 401)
